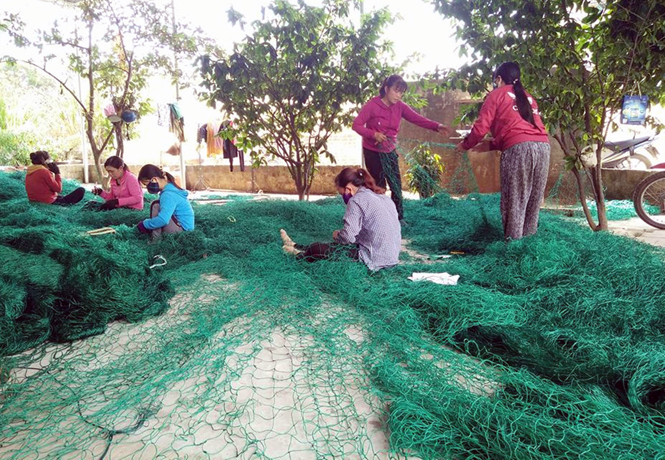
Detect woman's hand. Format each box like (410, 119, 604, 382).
(373, 131, 387, 145)
(92, 187, 103, 196)
(437, 124, 451, 136)
(332, 230, 340, 240)
(470, 140, 493, 153)
(455, 141, 467, 152)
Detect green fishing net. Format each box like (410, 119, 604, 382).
(2, 170, 665, 459)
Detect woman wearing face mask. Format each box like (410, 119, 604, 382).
(280, 167, 401, 271)
(91, 156, 143, 210)
(457, 61, 550, 240)
(136, 164, 195, 238)
(352, 74, 450, 223)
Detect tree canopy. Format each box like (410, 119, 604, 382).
(2, 0, 211, 180)
(432, 0, 665, 230)
(199, 0, 395, 200)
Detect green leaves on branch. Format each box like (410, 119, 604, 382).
(3, 0, 214, 179)
(198, 0, 395, 200)
(431, 0, 665, 230)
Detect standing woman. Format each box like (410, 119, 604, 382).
(280, 167, 401, 271)
(92, 156, 144, 210)
(136, 164, 194, 239)
(458, 62, 550, 240)
(352, 74, 449, 222)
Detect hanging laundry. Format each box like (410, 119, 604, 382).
(196, 124, 208, 145)
(206, 121, 224, 157)
(156, 104, 170, 127)
(168, 103, 185, 142)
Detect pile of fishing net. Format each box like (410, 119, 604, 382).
(2, 170, 665, 459)
(0, 171, 172, 356)
(583, 199, 659, 221)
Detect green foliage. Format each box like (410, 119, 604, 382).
(405, 142, 444, 198)
(199, 0, 396, 200)
(0, 62, 89, 162)
(431, 0, 665, 230)
(0, 98, 7, 130)
(0, 131, 37, 166)
(2, 0, 213, 181)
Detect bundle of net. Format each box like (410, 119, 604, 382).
(0, 172, 173, 356)
(3, 170, 665, 459)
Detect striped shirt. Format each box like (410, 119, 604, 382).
(335, 186, 401, 271)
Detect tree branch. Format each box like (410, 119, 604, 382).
(15, 59, 86, 111)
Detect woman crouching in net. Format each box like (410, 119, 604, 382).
(280, 167, 401, 271)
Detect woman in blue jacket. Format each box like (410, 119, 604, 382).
(137, 164, 194, 239)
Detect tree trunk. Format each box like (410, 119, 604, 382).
(571, 168, 597, 229)
(593, 145, 609, 231)
(557, 134, 608, 232)
(114, 123, 124, 159)
(92, 148, 103, 184)
(294, 163, 306, 201)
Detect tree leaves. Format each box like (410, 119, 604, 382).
(198, 0, 395, 199)
(431, 0, 665, 230)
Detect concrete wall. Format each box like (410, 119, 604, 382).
(53, 88, 655, 201)
(58, 162, 353, 196)
(56, 159, 660, 202)
(184, 164, 353, 195)
(602, 169, 656, 201)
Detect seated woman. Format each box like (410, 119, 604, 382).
(280, 167, 401, 271)
(136, 164, 194, 238)
(92, 156, 144, 210)
(25, 151, 85, 205)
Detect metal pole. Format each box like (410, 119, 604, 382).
(359, 0, 365, 169)
(75, 24, 88, 183)
(78, 72, 88, 183)
(171, 0, 186, 188)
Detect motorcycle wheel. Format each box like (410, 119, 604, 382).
(633, 171, 665, 229)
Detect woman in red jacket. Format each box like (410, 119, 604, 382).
(25, 151, 85, 205)
(352, 75, 449, 222)
(92, 156, 144, 210)
(457, 62, 550, 240)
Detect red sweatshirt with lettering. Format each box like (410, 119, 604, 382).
(461, 85, 549, 152)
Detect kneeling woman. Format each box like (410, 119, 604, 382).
(280, 167, 401, 271)
(137, 164, 195, 238)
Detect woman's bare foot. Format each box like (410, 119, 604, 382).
(280, 229, 300, 254)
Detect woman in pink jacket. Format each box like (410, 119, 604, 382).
(92, 156, 144, 210)
(352, 74, 449, 222)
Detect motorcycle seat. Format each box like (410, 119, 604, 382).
(605, 136, 651, 151)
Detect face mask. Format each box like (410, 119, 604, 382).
(342, 193, 352, 204)
(147, 182, 161, 194)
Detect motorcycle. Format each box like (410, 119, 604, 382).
(602, 134, 661, 169)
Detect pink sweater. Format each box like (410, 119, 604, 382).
(100, 171, 144, 210)
(461, 85, 549, 152)
(352, 96, 440, 153)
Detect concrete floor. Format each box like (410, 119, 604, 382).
(607, 217, 665, 247)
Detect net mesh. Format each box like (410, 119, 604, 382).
(2, 170, 665, 459)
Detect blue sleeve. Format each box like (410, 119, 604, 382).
(142, 194, 176, 230)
